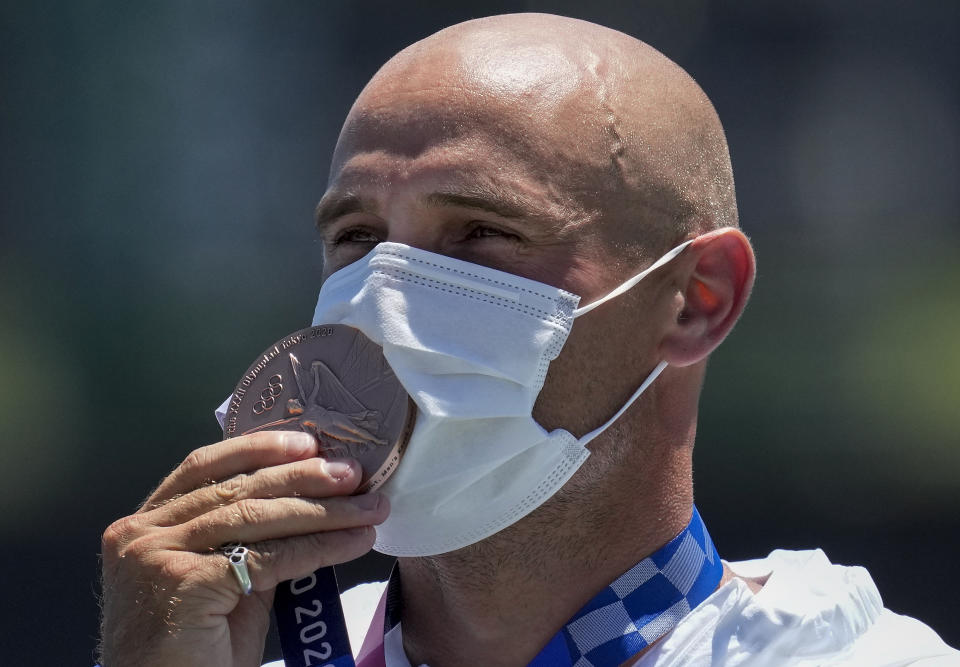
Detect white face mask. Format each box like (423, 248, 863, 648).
(312, 240, 691, 557)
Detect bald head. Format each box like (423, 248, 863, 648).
(329, 13, 737, 265)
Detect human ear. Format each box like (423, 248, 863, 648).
(658, 228, 755, 366)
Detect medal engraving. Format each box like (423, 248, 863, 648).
(224, 324, 414, 492)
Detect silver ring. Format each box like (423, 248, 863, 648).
(221, 542, 253, 595)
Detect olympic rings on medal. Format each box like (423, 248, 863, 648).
(252, 374, 284, 415)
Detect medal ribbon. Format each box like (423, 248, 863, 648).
(276, 506, 721, 667)
(274, 566, 356, 667)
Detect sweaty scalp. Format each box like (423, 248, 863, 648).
(336, 13, 738, 261)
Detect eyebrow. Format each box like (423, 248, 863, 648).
(315, 185, 540, 233)
(421, 190, 529, 219)
(315, 193, 371, 233)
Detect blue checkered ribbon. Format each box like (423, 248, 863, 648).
(539, 506, 722, 666)
(382, 505, 721, 666)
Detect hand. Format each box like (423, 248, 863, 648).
(98, 431, 388, 667)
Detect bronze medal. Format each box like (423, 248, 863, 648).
(223, 324, 415, 493)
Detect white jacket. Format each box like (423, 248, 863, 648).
(266, 549, 958, 666)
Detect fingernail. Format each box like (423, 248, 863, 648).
(321, 458, 355, 479)
(350, 493, 381, 511)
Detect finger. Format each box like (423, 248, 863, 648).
(221, 526, 378, 593)
(176, 492, 390, 552)
(141, 431, 318, 510)
(144, 457, 362, 527)
(113, 528, 375, 614)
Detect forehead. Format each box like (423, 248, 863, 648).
(328, 82, 603, 220)
(328, 82, 625, 223)
(322, 108, 588, 247)
(333, 108, 525, 190)
(334, 89, 556, 177)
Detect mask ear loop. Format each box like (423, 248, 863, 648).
(578, 360, 668, 446)
(571, 240, 693, 318)
(572, 239, 692, 445)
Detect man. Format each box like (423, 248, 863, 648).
(99, 13, 957, 666)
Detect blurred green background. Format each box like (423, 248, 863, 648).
(1, 1, 957, 662)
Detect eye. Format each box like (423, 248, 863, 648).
(331, 227, 380, 245)
(466, 224, 520, 241)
